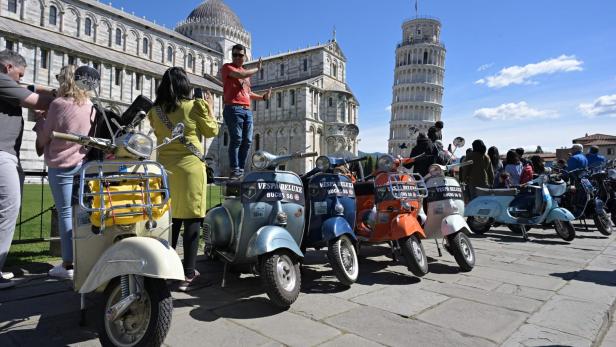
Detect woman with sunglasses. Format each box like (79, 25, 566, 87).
(33, 65, 95, 279)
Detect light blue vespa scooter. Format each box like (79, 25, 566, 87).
(464, 172, 576, 241)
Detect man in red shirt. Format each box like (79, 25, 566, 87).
(222, 44, 271, 178)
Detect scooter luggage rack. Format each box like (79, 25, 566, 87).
(78, 161, 170, 229)
(385, 173, 428, 200)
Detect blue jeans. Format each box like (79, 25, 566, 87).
(48, 166, 81, 263)
(223, 105, 253, 172)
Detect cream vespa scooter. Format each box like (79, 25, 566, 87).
(52, 66, 184, 346)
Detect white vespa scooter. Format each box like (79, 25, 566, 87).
(419, 137, 476, 272)
(52, 66, 184, 346)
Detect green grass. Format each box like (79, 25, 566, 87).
(6, 184, 224, 268)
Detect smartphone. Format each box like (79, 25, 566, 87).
(193, 87, 203, 99)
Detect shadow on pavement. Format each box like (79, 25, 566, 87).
(551, 269, 616, 287)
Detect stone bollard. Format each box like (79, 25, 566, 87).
(49, 207, 62, 257)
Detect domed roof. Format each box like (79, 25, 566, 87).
(187, 0, 244, 30)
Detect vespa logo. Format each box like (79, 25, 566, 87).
(242, 183, 258, 201)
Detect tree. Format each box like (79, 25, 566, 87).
(364, 156, 374, 175)
(535, 146, 544, 154)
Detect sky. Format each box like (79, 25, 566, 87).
(107, 0, 616, 153)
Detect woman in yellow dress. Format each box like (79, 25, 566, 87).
(148, 67, 219, 291)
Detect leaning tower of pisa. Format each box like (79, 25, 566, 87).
(388, 17, 445, 156)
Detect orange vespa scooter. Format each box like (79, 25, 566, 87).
(354, 154, 429, 277)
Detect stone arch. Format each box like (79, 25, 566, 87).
(155, 38, 165, 62)
(99, 19, 112, 46)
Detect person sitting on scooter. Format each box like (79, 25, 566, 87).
(405, 132, 445, 176)
(460, 139, 494, 200)
(530, 155, 546, 176)
(567, 144, 588, 177)
(504, 150, 524, 186)
(586, 146, 606, 170)
(148, 67, 219, 291)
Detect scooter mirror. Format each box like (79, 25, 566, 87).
(74, 66, 101, 92)
(453, 137, 465, 148)
(172, 123, 185, 138)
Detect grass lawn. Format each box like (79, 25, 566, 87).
(6, 184, 224, 268)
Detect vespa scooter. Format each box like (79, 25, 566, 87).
(52, 66, 185, 346)
(354, 154, 430, 277)
(465, 171, 576, 241)
(301, 155, 367, 285)
(422, 160, 476, 272)
(203, 150, 317, 308)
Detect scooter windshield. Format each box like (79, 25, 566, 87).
(375, 173, 426, 203)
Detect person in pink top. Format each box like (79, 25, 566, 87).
(34, 65, 94, 279)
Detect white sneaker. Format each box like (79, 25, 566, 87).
(48, 265, 74, 280)
(1, 272, 14, 280)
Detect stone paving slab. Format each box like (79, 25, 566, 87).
(350, 283, 449, 317)
(416, 298, 527, 343)
(493, 283, 555, 301)
(317, 333, 384, 347)
(501, 324, 592, 347)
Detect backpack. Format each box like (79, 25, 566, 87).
(520, 164, 534, 184)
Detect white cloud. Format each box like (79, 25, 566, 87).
(476, 63, 494, 72)
(385, 105, 392, 112)
(473, 102, 558, 121)
(578, 94, 616, 117)
(475, 55, 583, 88)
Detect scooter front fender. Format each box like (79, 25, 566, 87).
(321, 217, 356, 243)
(545, 207, 575, 223)
(79, 237, 184, 294)
(441, 214, 470, 236)
(464, 198, 503, 219)
(391, 214, 426, 239)
(246, 226, 304, 259)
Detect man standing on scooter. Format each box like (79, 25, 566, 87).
(0, 50, 53, 289)
(222, 44, 272, 179)
(586, 146, 606, 169)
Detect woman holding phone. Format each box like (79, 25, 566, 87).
(148, 67, 219, 291)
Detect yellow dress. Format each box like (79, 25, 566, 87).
(148, 99, 219, 219)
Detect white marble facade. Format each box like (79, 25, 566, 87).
(0, 0, 359, 175)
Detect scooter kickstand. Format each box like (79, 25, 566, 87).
(434, 238, 442, 257)
(389, 241, 398, 262)
(221, 262, 228, 288)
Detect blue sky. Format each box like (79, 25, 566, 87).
(109, 0, 616, 153)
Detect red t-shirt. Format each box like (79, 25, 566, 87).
(222, 63, 251, 106)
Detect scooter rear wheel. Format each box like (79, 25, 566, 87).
(467, 217, 492, 235)
(261, 251, 301, 308)
(554, 220, 576, 241)
(328, 235, 359, 286)
(447, 232, 475, 272)
(593, 213, 613, 236)
(400, 235, 429, 277)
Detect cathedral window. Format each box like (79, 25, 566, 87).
(49, 6, 58, 26)
(8, 0, 17, 13)
(277, 92, 282, 108)
(303, 58, 308, 72)
(265, 99, 270, 109)
(115, 29, 123, 46)
(260, 68, 264, 80)
(328, 97, 333, 107)
(255, 134, 261, 151)
(68, 56, 76, 65)
(5, 40, 14, 51)
(423, 51, 428, 64)
(279, 64, 284, 76)
(115, 69, 122, 86)
(167, 47, 174, 63)
(135, 73, 142, 90)
(40, 49, 49, 69)
(332, 64, 337, 77)
(85, 18, 92, 36)
(142, 38, 149, 55)
(187, 54, 193, 70)
(290, 90, 295, 105)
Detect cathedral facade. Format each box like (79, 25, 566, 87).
(0, 0, 359, 175)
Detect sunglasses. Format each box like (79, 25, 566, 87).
(232, 53, 245, 58)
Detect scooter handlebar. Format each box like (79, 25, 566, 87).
(51, 131, 81, 143)
(298, 151, 319, 158)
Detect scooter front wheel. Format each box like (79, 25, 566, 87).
(261, 251, 301, 308)
(593, 214, 613, 236)
(328, 235, 359, 286)
(98, 277, 172, 347)
(447, 232, 475, 272)
(400, 235, 429, 277)
(554, 220, 576, 241)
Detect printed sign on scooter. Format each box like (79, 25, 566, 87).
(241, 181, 305, 204)
(310, 176, 355, 198)
(426, 185, 464, 203)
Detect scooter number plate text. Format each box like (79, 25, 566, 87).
(426, 186, 463, 203)
(241, 181, 305, 204)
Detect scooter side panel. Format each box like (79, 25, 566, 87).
(321, 216, 356, 242)
(441, 214, 469, 236)
(545, 207, 575, 223)
(464, 196, 511, 220)
(79, 237, 184, 293)
(245, 225, 304, 259)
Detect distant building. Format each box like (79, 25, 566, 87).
(556, 133, 616, 161)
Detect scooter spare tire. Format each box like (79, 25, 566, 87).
(261, 251, 301, 308)
(327, 235, 359, 286)
(467, 217, 492, 235)
(400, 235, 429, 277)
(98, 277, 172, 347)
(593, 213, 613, 236)
(554, 220, 576, 241)
(447, 232, 475, 272)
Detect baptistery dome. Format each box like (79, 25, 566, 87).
(186, 0, 244, 31)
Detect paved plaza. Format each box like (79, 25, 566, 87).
(2, 223, 616, 346)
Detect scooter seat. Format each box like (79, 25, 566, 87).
(225, 181, 241, 196)
(475, 187, 518, 197)
(354, 182, 375, 196)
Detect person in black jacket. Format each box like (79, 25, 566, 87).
(404, 132, 445, 176)
(427, 121, 443, 143)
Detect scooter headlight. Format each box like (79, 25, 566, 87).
(377, 155, 395, 172)
(124, 133, 153, 159)
(252, 151, 271, 170)
(429, 165, 443, 177)
(316, 156, 331, 171)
